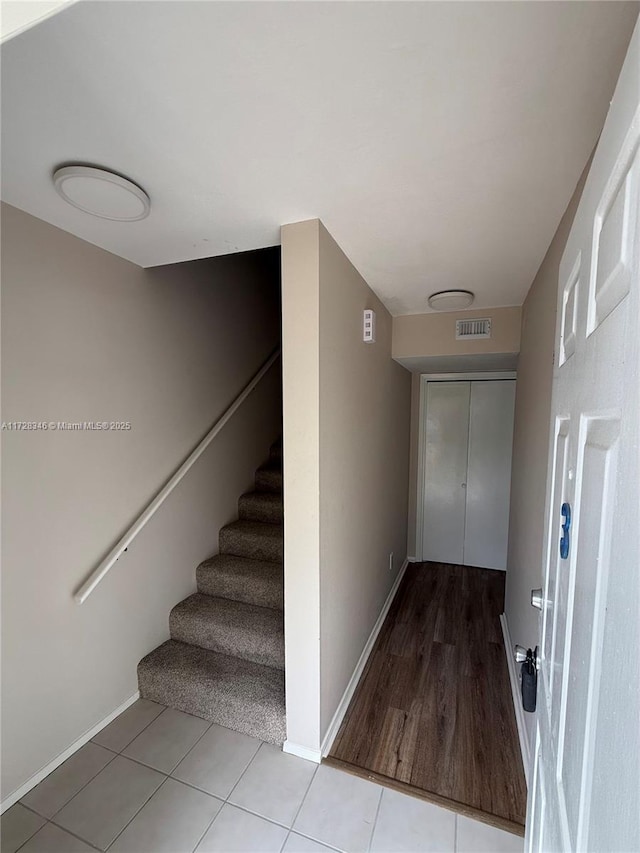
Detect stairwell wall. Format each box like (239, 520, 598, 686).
(281, 219, 411, 753)
(1, 203, 282, 803)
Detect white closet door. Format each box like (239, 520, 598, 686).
(422, 381, 470, 564)
(463, 380, 516, 570)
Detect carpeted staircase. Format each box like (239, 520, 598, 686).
(137, 440, 285, 744)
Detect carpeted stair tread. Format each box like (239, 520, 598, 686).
(170, 594, 284, 670)
(197, 554, 283, 610)
(138, 640, 285, 744)
(255, 464, 282, 494)
(136, 438, 286, 745)
(219, 519, 283, 562)
(238, 491, 283, 524)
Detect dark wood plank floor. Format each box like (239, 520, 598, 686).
(327, 562, 527, 834)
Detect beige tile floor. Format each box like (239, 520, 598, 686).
(2, 699, 524, 853)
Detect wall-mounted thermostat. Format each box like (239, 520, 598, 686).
(363, 309, 376, 343)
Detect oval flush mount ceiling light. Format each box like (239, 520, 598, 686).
(53, 165, 150, 221)
(427, 289, 475, 311)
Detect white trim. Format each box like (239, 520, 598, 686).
(416, 381, 428, 561)
(415, 371, 517, 560)
(283, 741, 322, 764)
(0, 691, 140, 814)
(500, 612, 531, 786)
(419, 371, 517, 382)
(320, 558, 410, 758)
(1, 1, 77, 44)
(75, 348, 281, 603)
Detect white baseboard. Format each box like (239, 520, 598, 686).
(283, 740, 322, 764)
(320, 558, 410, 758)
(500, 613, 531, 787)
(0, 691, 140, 814)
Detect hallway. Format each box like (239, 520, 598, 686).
(327, 563, 526, 834)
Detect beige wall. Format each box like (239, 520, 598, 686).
(392, 306, 521, 360)
(1, 203, 282, 801)
(318, 223, 411, 738)
(281, 219, 411, 753)
(401, 307, 522, 558)
(505, 157, 591, 750)
(281, 219, 321, 752)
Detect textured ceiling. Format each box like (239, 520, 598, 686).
(1, 1, 637, 314)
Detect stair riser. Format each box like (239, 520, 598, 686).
(170, 610, 284, 670)
(138, 669, 285, 744)
(219, 528, 283, 562)
(196, 566, 283, 610)
(255, 469, 282, 493)
(238, 497, 283, 524)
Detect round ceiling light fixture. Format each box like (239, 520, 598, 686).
(52, 165, 150, 221)
(427, 289, 475, 311)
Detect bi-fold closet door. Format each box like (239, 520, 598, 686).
(421, 379, 516, 571)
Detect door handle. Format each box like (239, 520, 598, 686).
(515, 644, 540, 671)
(516, 646, 538, 712)
(514, 645, 529, 663)
(531, 588, 544, 610)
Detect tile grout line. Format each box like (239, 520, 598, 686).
(181, 747, 328, 848)
(100, 708, 244, 847)
(283, 759, 316, 843)
(76, 727, 257, 853)
(102, 774, 170, 851)
(208, 797, 300, 832)
(366, 784, 385, 852)
(187, 752, 319, 853)
(284, 826, 343, 852)
(129, 737, 314, 839)
(47, 756, 167, 850)
(138, 711, 215, 784)
(282, 764, 352, 851)
(92, 702, 167, 756)
(160, 718, 214, 777)
(188, 800, 225, 853)
(9, 806, 48, 853)
(182, 745, 265, 853)
(164, 773, 224, 801)
(21, 745, 120, 823)
(93, 711, 215, 782)
(158, 769, 323, 838)
(19, 816, 103, 853)
(454, 812, 458, 853)
(221, 740, 264, 804)
(280, 761, 320, 852)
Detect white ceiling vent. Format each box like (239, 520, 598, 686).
(456, 318, 492, 340)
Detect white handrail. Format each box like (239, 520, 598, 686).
(74, 348, 281, 604)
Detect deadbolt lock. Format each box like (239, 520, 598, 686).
(531, 588, 544, 610)
(514, 644, 529, 663)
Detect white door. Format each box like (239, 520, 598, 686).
(527, 18, 640, 853)
(422, 381, 470, 564)
(422, 378, 515, 569)
(464, 380, 516, 570)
